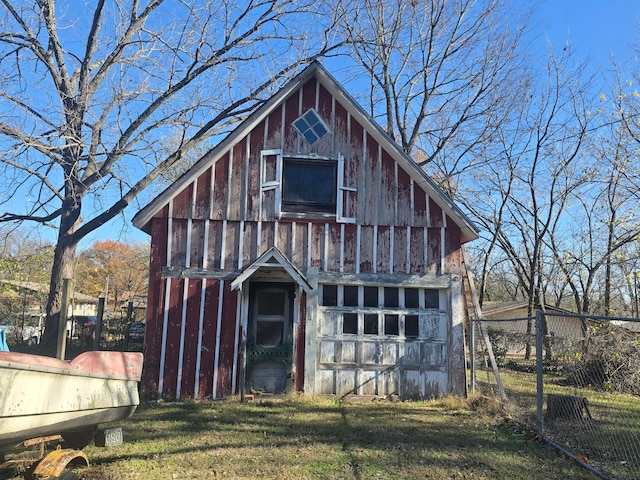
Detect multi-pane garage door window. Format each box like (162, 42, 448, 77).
(321, 285, 439, 338)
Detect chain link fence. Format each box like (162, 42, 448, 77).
(471, 312, 640, 479)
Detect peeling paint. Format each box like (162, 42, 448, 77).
(140, 68, 471, 401)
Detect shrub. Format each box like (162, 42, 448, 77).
(486, 326, 509, 365)
(563, 322, 640, 396)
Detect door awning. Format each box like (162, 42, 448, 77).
(230, 246, 312, 293)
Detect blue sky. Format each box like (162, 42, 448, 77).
(533, 0, 640, 65)
(33, 1, 640, 250)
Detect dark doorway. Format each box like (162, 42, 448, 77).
(247, 283, 294, 394)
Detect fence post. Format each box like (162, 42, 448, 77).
(535, 309, 544, 435)
(56, 278, 71, 360)
(94, 296, 105, 351)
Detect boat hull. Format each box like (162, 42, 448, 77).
(0, 351, 142, 454)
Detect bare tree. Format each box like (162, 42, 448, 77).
(466, 47, 594, 357)
(465, 102, 523, 307)
(0, 0, 343, 350)
(549, 92, 640, 316)
(335, 0, 529, 195)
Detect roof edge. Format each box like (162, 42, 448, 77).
(133, 63, 320, 231)
(133, 61, 479, 243)
(311, 64, 479, 243)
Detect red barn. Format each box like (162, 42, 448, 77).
(133, 62, 478, 400)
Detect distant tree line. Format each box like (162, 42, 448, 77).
(0, 228, 148, 343)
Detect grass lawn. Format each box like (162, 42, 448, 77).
(498, 363, 640, 479)
(69, 396, 599, 480)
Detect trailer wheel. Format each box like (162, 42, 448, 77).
(32, 449, 88, 478)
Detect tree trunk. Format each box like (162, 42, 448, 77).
(525, 318, 533, 360)
(604, 215, 615, 314)
(524, 271, 536, 360)
(40, 237, 78, 354)
(39, 183, 82, 355)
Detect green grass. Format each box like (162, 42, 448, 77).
(62, 396, 599, 480)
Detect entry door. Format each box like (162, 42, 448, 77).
(253, 287, 289, 346)
(248, 285, 292, 393)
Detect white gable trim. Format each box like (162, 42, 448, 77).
(230, 246, 312, 293)
(133, 61, 478, 243)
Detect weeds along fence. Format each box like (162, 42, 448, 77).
(470, 312, 640, 480)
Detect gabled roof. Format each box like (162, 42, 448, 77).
(133, 61, 479, 243)
(230, 246, 311, 292)
(0, 280, 98, 303)
(482, 301, 575, 317)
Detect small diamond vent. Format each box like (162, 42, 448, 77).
(292, 109, 330, 145)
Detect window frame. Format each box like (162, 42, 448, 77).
(281, 156, 337, 214)
(260, 150, 356, 223)
(292, 108, 330, 145)
(320, 284, 442, 339)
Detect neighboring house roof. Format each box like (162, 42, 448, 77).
(615, 321, 640, 333)
(120, 295, 148, 309)
(0, 280, 98, 304)
(132, 61, 479, 244)
(482, 301, 575, 318)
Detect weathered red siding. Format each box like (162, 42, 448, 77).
(179, 278, 202, 398)
(162, 277, 184, 398)
(140, 72, 467, 399)
(196, 279, 218, 396)
(141, 208, 168, 398)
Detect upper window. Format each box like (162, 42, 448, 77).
(293, 109, 330, 145)
(260, 149, 355, 222)
(282, 157, 337, 214)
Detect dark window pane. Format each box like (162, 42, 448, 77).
(322, 285, 338, 306)
(405, 315, 419, 337)
(257, 291, 286, 315)
(364, 286, 378, 307)
(384, 315, 399, 336)
(293, 116, 310, 132)
(282, 159, 336, 213)
(343, 313, 358, 334)
(302, 129, 319, 144)
(313, 122, 328, 138)
(405, 288, 419, 308)
(384, 288, 398, 308)
(256, 321, 284, 345)
(344, 286, 358, 306)
(364, 314, 378, 334)
(425, 289, 439, 309)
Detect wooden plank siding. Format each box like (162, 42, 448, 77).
(139, 66, 472, 400)
(157, 220, 453, 277)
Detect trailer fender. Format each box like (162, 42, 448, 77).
(32, 448, 89, 477)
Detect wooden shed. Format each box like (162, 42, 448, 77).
(132, 62, 479, 401)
